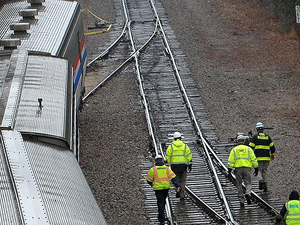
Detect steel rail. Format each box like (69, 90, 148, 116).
(83, 20, 159, 102)
(185, 186, 228, 224)
(159, 143, 175, 224)
(123, 0, 159, 154)
(121, 0, 175, 224)
(121, 0, 159, 155)
(87, 22, 128, 68)
(148, 0, 237, 224)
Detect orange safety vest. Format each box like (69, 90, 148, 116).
(146, 165, 176, 190)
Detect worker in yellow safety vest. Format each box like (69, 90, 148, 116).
(146, 155, 180, 225)
(228, 135, 258, 208)
(280, 190, 300, 225)
(165, 131, 192, 200)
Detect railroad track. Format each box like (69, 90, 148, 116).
(84, 0, 285, 224)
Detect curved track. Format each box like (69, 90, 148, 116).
(84, 0, 285, 224)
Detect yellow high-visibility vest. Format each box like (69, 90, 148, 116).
(285, 200, 300, 225)
(165, 140, 192, 165)
(228, 144, 258, 168)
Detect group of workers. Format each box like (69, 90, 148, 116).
(146, 123, 299, 225)
(228, 122, 275, 207)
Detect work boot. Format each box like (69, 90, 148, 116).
(245, 194, 252, 205)
(159, 217, 167, 225)
(260, 181, 267, 192)
(263, 183, 268, 192)
(259, 180, 263, 190)
(179, 191, 185, 200)
(158, 218, 165, 225)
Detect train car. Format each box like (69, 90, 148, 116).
(0, 0, 88, 156)
(0, 0, 106, 224)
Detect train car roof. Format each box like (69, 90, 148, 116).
(0, 0, 80, 56)
(0, 49, 72, 144)
(0, 131, 107, 224)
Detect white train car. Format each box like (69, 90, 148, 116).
(0, 0, 107, 224)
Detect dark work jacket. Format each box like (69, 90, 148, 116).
(249, 132, 275, 161)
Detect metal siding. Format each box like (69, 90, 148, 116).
(25, 141, 107, 225)
(14, 55, 69, 139)
(0, 1, 79, 56)
(0, 2, 28, 39)
(2, 130, 48, 224)
(62, 8, 82, 65)
(0, 1, 85, 105)
(23, 2, 77, 55)
(0, 134, 22, 225)
(56, 3, 86, 95)
(1, 49, 28, 129)
(0, 55, 10, 121)
(0, 57, 9, 86)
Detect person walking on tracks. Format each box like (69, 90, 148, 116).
(227, 135, 258, 207)
(249, 122, 275, 192)
(280, 190, 300, 225)
(146, 155, 180, 225)
(165, 131, 192, 200)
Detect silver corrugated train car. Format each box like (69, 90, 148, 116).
(0, 0, 106, 224)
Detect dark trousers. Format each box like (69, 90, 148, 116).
(155, 189, 169, 222)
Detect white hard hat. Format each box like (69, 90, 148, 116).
(236, 135, 248, 142)
(256, 122, 264, 129)
(173, 131, 182, 139)
(155, 155, 163, 160)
